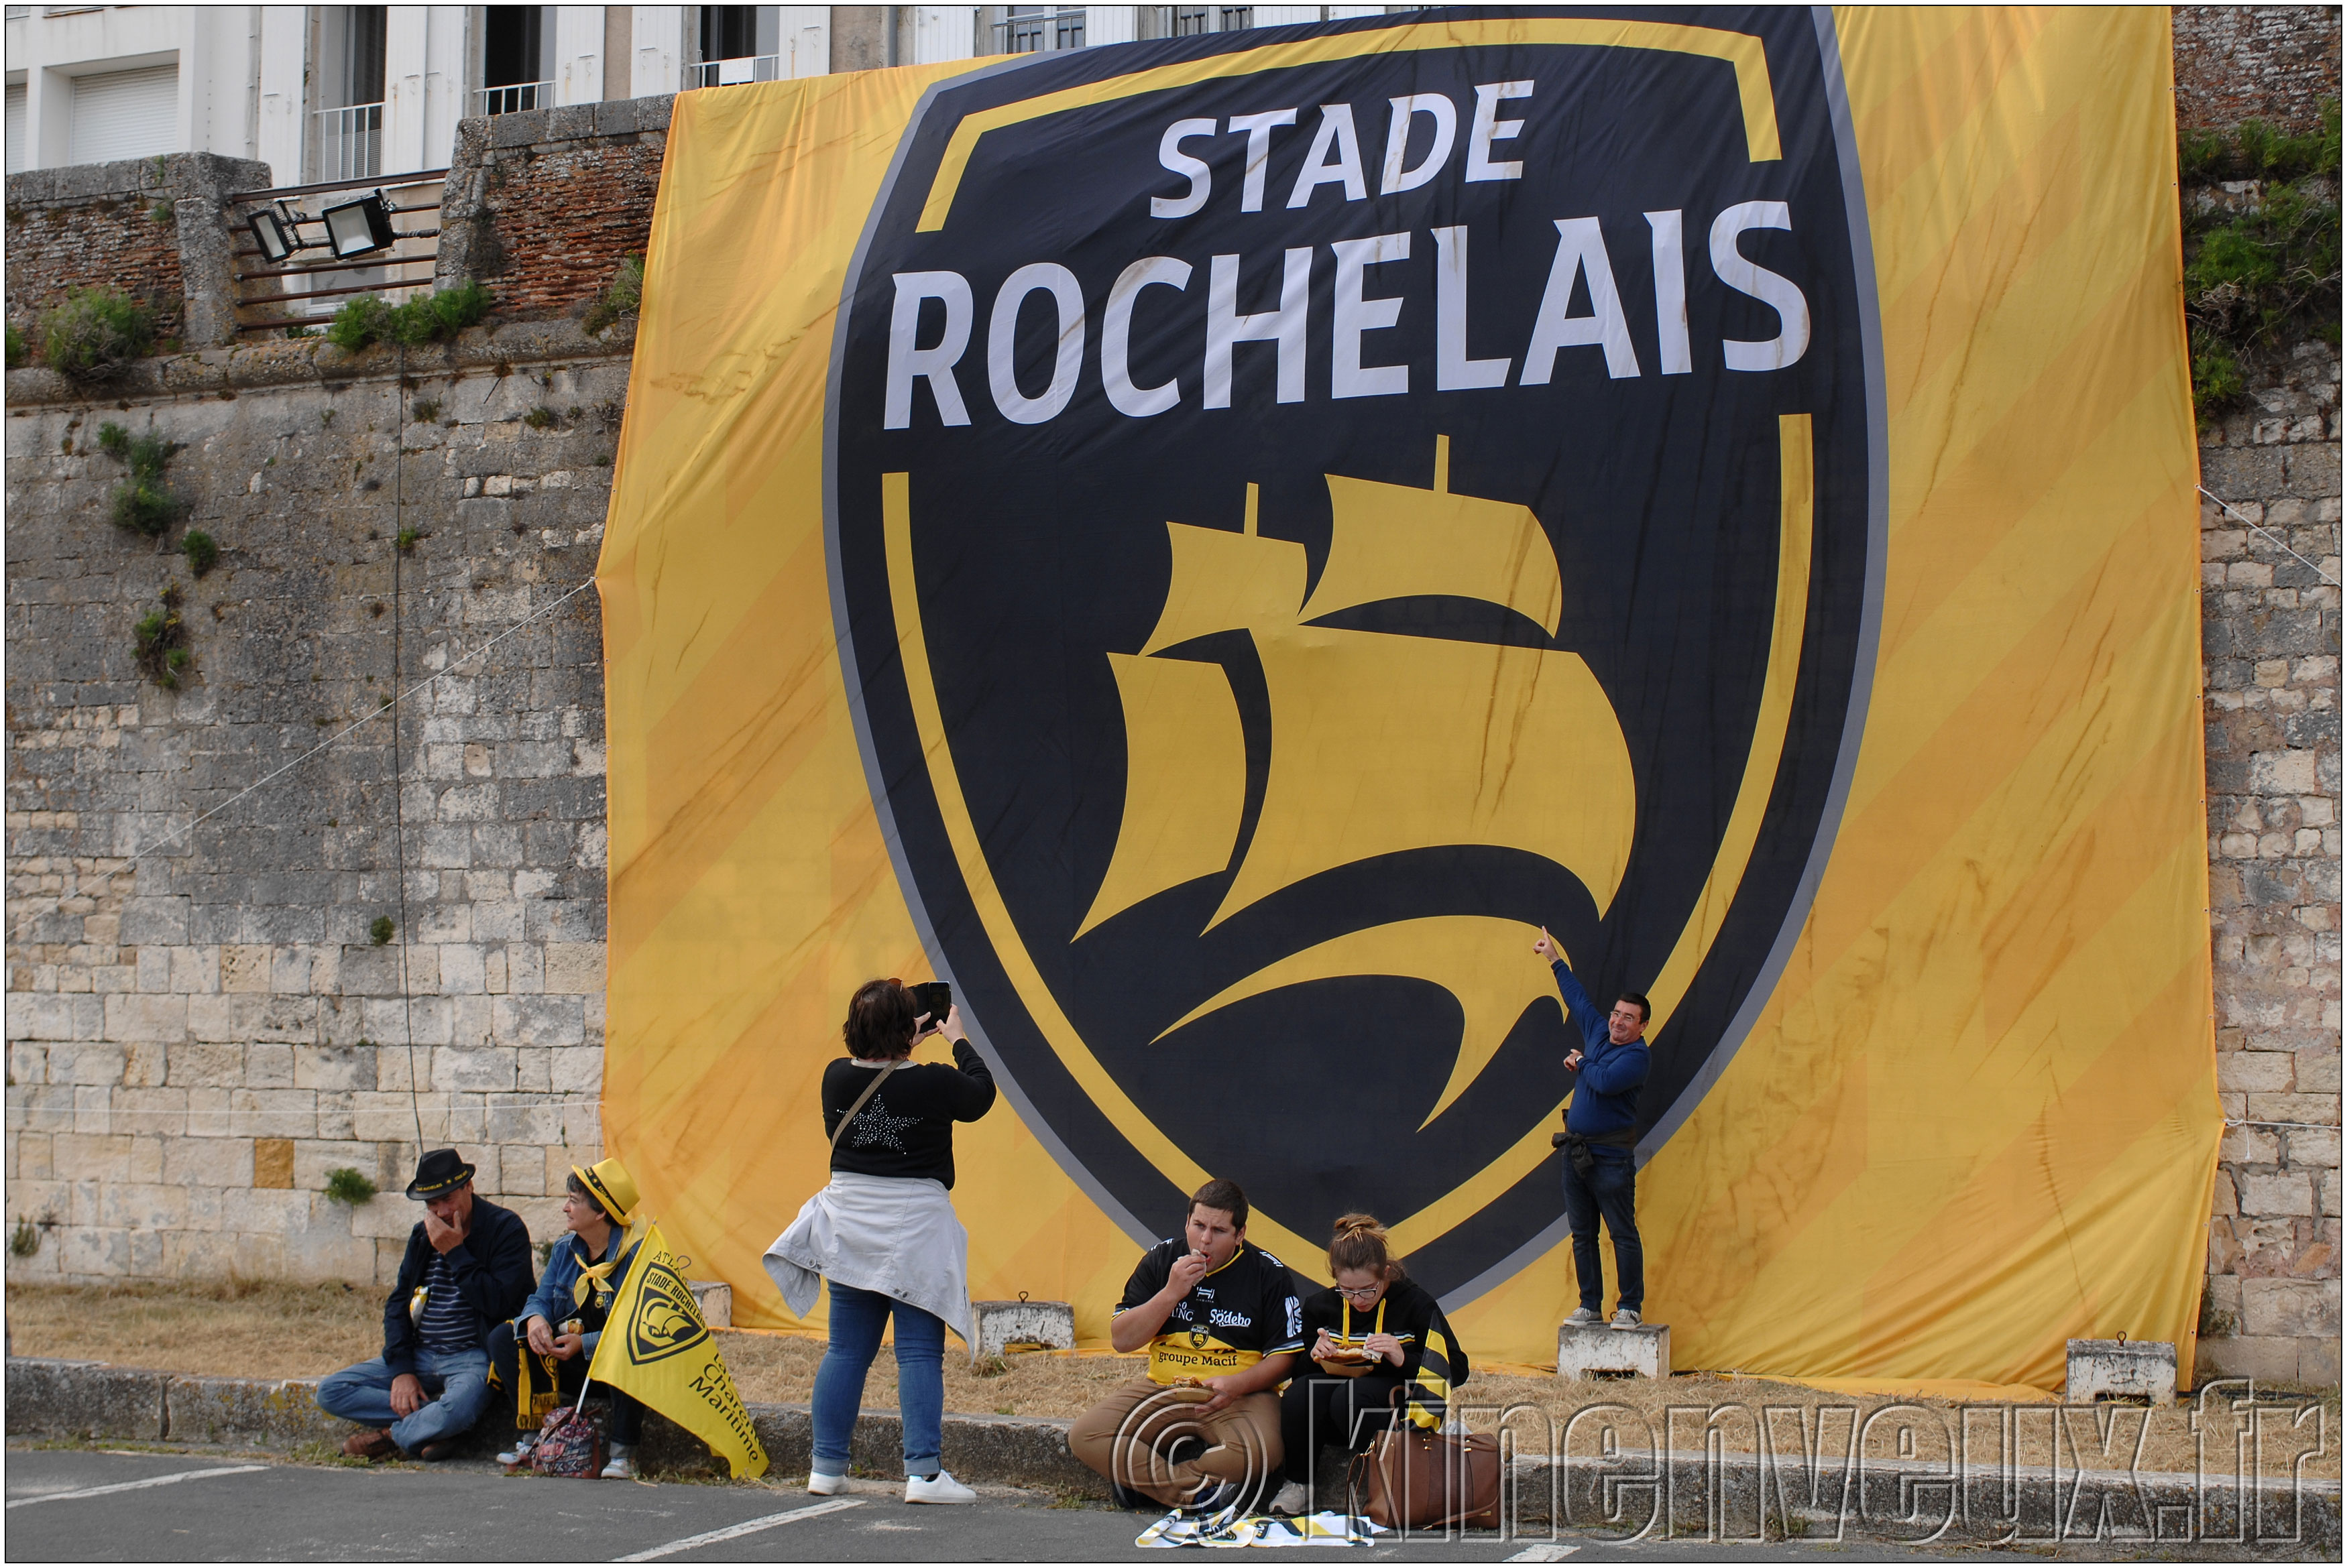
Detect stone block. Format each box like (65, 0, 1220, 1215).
(166, 1041, 244, 1087)
(2239, 1277, 2340, 1338)
(8, 993, 101, 1040)
(541, 942, 602, 995)
(2065, 1337, 2176, 1405)
(165, 1376, 343, 1448)
(972, 1298, 1075, 1358)
(1558, 1321, 1670, 1380)
(4, 1358, 168, 1441)
(228, 1088, 319, 1140)
(162, 1134, 252, 1187)
(689, 1280, 732, 1329)
(254, 1136, 295, 1189)
(433, 1046, 518, 1092)
(102, 993, 185, 1042)
(2237, 1169, 2315, 1217)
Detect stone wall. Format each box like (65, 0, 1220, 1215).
(2173, 5, 2343, 131)
(4, 154, 270, 353)
(435, 97, 672, 322)
(2195, 337, 2343, 1387)
(5, 323, 628, 1281)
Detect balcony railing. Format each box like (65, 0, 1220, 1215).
(313, 102, 383, 182)
(682, 53, 783, 89)
(472, 80, 552, 116)
(994, 9, 1086, 52)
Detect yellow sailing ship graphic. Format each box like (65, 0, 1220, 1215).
(1079, 438, 1637, 1127)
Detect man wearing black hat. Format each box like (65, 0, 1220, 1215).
(316, 1148, 534, 1460)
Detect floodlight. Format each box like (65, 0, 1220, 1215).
(248, 208, 298, 265)
(322, 193, 397, 259)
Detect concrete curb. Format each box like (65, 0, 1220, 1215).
(7, 1358, 2336, 1551)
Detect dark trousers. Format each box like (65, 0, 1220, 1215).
(484, 1320, 644, 1443)
(1277, 1372, 1405, 1484)
(1562, 1150, 1644, 1312)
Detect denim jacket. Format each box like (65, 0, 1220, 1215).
(517, 1227, 641, 1358)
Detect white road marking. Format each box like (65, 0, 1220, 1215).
(1503, 1547, 1579, 1563)
(614, 1498, 865, 1561)
(6, 1464, 272, 1508)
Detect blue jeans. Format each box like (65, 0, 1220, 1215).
(811, 1281, 944, 1477)
(316, 1345, 493, 1453)
(1562, 1150, 1644, 1313)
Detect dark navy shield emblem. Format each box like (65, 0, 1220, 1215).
(826, 6, 1883, 1297)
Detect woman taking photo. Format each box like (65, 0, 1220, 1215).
(1269, 1213, 1470, 1517)
(764, 979, 996, 1505)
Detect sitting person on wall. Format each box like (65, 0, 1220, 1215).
(317, 1147, 534, 1461)
(487, 1156, 649, 1478)
(1268, 1213, 1469, 1517)
(1070, 1179, 1305, 1513)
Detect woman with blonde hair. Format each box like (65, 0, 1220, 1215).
(1267, 1213, 1470, 1516)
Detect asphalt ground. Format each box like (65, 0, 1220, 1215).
(0, 1445, 2312, 1563)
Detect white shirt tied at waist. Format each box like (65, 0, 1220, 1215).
(764, 1170, 973, 1351)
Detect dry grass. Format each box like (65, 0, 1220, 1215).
(8, 1282, 2333, 1480)
(7, 1279, 380, 1377)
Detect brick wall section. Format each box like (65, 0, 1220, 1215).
(435, 98, 671, 322)
(5, 328, 625, 1282)
(2195, 339, 2344, 1387)
(2172, 5, 2342, 131)
(5, 154, 271, 352)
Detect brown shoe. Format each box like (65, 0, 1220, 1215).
(342, 1427, 399, 1459)
(417, 1437, 463, 1462)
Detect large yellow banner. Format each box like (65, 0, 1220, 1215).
(597, 7, 2217, 1392)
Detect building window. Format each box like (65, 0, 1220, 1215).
(992, 7, 1085, 54)
(68, 62, 178, 165)
(700, 5, 758, 62)
(1143, 6, 1257, 40)
(314, 5, 385, 179)
(479, 5, 551, 115)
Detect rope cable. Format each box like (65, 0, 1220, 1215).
(2197, 484, 2342, 587)
(392, 353, 423, 1148)
(3, 575, 595, 951)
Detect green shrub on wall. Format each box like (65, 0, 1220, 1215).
(39, 288, 156, 381)
(328, 282, 493, 352)
(2180, 103, 2342, 421)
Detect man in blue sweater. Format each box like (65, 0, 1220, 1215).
(1534, 928, 1651, 1329)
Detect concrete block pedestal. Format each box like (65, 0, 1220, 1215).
(689, 1280, 732, 1329)
(2065, 1337, 2176, 1405)
(971, 1298, 1075, 1358)
(1558, 1321, 1670, 1380)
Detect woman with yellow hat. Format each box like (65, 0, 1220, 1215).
(485, 1156, 648, 1476)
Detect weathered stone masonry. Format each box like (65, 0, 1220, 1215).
(5, 324, 626, 1280)
(5, 19, 2340, 1385)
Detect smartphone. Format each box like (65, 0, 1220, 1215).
(910, 980, 952, 1025)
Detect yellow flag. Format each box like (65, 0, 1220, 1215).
(587, 1220, 768, 1478)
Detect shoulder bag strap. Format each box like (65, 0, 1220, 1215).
(830, 1060, 903, 1152)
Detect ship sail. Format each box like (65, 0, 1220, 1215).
(1078, 440, 1637, 1124)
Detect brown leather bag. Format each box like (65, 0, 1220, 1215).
(1348, 1390, 1501, 1530)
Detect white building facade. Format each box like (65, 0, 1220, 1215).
(6, 5, 1395, 186)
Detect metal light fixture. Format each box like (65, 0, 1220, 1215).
(321, 192, 397, 259)
(247, 207, 300, 265)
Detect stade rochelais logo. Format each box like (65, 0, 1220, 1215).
(827, 7, 1884, 1297)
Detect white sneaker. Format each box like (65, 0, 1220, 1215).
(807, 1469, 847, 1496)
(496, 1433, 538, 1467)
(904, 1469, 976, 1504)
(1565, 1306, 1602, 1326)
(1611, 1307, 1642, 1329)
(1269, 1480, 1312, 1516)
(599, 1443, 635, 1480)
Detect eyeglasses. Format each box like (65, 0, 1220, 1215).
(1334, 1283, 1384, 1299)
